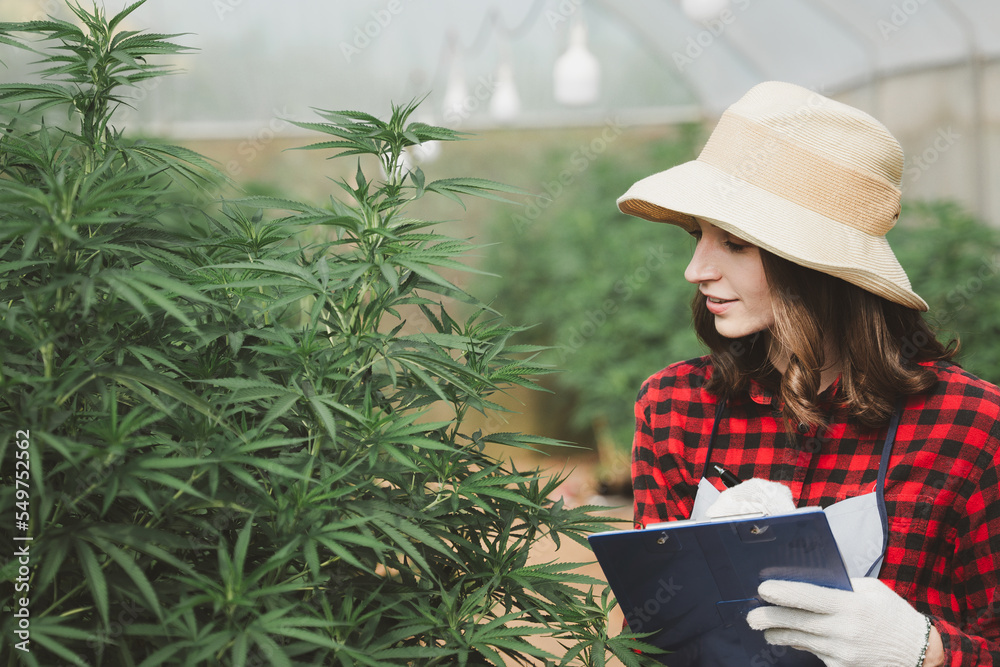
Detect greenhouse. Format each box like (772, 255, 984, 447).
(3, 1, 1000, 664)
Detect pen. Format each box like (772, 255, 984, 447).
(711, 463, 741, 488)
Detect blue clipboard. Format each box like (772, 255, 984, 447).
(587, 508, 852, 666)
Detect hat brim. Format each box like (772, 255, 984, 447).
(617, 160, 928, 311)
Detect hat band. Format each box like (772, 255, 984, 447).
(697, 112, 901, 237)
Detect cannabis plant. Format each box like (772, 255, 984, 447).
(0, 2, 659, 665)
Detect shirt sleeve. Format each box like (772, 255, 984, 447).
(632, 379, 664, 529)
(630, 364, 705, 529)
(936, 420, 1000, 666)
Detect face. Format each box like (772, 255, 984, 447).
(684, 219, 775, 339)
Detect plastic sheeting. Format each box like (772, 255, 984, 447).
(3, 0, 997, 220)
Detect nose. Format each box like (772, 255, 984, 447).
(684, 237, 721, 285)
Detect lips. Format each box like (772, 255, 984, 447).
(704, 294, 737, 314)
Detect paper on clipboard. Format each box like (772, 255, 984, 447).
(587, 508, 851, 666)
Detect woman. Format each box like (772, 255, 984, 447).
(617, 81, 1000, 666)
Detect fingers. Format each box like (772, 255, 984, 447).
(749, 607, 855, 663)
(761, 628, 839, 662)
(749, 578, 927, 667)
(756, 578, 852, 614)
(746, 602, 830, 636)
(704, 478, 796, 518)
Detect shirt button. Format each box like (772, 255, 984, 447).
(797, 422, 809, 434)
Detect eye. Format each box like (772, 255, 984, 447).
(723, 239, 750, 253)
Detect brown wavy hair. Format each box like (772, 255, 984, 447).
(695, 250, 956, 431)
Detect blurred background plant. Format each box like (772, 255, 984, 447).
(479, 140, 1000, 492)
(891, 200, 1000, 379)
(478, 124, 705, 489)
(0, 2, 663, 665)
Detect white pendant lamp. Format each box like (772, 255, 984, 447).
(554, 17, 600, 106)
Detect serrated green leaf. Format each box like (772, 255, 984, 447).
(74, 541, 109, 628)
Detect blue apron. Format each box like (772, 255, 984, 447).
(690, 399, 903, 578)
(660, 401, 905, 666)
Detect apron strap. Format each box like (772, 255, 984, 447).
(705, 393, 903, 578)
(866, 397, 904, 577)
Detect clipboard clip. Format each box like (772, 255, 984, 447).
(656, 531, 668, 545)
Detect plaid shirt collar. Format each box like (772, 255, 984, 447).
(744, 374, 842, 407)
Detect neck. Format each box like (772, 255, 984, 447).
(769, 347, 843, 393)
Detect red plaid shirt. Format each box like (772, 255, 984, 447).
(633, 356, 1000, 667)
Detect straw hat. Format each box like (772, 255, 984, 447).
(617, 81, 927, 311)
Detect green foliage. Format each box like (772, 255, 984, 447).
(0, 3, 658, 665)
(890, 199, 1000, 383)
(482, 129, 1000, 461)
(481, 126, 706, 454)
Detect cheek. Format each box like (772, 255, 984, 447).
(754, 281, 773, 306)
(745, 267, 775, 317)
(751, 286, 775, 314)
(740, 256, 771, 301)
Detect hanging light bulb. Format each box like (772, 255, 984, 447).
(554, 16, 600, 106)
(681, 0, 730, 23)
(410, 129, 441, 163)
(379, 147, 415, 182)
(404, 70, 441, 163)
(489, 58, 521, 123)
(441, 32, 469, 125)
(488, 12, 520, 124)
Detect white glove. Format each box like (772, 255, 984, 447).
(746, 577, 932, 667)
(704, 478, 796, 518)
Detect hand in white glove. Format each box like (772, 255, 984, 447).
(703, 478, 796, 519)
(746, 577, 932, 667)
